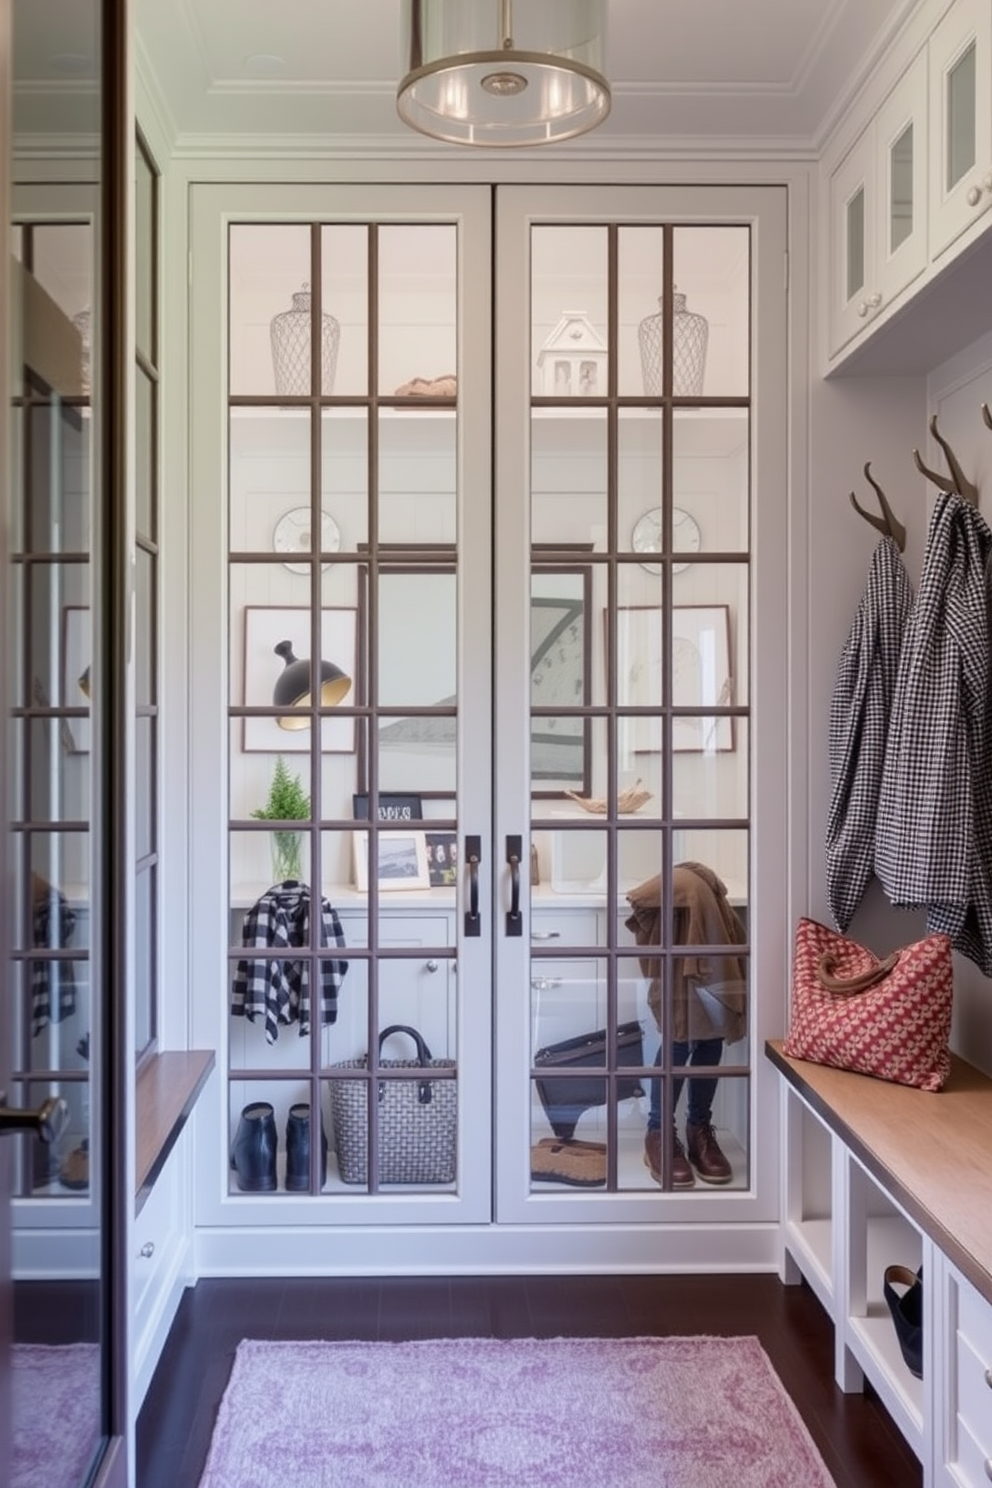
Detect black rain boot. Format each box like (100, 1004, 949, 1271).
(285, 1103, 328, 1192)
(232, 1102, 277, 1192)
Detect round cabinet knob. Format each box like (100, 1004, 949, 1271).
(967, 185, 983, 207)
(139, 1241, 155, 1259)
(425, 959, 439, 973)
(985, 1365, 992, 1389)
(857, 301, 870, 318)
(868, 292, 882, 308)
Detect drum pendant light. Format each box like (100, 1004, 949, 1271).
(397, 0, 610, 147)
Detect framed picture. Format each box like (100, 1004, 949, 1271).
(352, 830, 430, 892)
(242, 606, 357, 753)
(352, 792, 423, 823)
(615, 604, 734, 754)
(61, 605, 91, 754)
(425, 831, 458, 886)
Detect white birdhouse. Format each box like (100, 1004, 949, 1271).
(536, 310, 608, 397)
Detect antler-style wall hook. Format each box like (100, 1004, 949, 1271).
(849, 462, 906, 551)
(912, 413, 979, 506)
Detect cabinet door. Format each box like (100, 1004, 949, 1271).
(929, 0, 992, 260)
(829, 128, 878, 353)
(828, 50, 928, 357)
(493, 185, 787, 1224)
(875, 49, 929, 310)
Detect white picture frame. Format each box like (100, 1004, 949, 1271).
(352, 830, 430, 892)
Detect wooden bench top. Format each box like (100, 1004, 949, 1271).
(766, 1039, 992, 1307)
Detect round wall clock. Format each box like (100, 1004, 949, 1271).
(631, 506, 701, 574)
(272, 506, 340, 574)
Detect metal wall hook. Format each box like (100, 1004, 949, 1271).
(912, 413, 979, 506)
(849, 461, 906, 551)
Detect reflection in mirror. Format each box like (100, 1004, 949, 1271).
(7, 2, 107, 1475)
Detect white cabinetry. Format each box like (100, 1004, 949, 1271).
(771, 1041, 992, 1487)
(929, 0, 992, 260)
(131, 1135, 190, 1409)
(824, 0, 992, 367)
(829, 49, 929, 353)
(937, 1260, 992, 1487)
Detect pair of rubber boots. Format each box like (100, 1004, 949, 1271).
(231, 1101, 327, 1192)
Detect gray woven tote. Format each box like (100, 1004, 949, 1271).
(329, 1023, 457, 1184)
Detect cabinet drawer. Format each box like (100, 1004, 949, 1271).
(530, 910, 600, 948)
(952, 1415, 992, 1488)
(956, 1273, 992, 1459)
(133, 1156, 180, 1322)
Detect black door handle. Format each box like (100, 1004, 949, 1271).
(464, 834, 481, 937)
(0, 1094, 70, 1144)
(506, 834, 523, 937)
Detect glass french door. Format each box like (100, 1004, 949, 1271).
(191, 181, 786, 1231)
(493, 185, 787, 1224)
(190, 184, 495, 1225)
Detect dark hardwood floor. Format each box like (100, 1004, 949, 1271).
(136, 1273, 921, 1488)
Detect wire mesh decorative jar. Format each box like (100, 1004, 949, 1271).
(637, 290, 709, 396)
(269, 284, 341, 396)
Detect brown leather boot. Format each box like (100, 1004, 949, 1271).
(644, 1127, 695, 1188)
(685, 1121, 732, 1184)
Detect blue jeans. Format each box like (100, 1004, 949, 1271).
(647, 1036, 724, 1131)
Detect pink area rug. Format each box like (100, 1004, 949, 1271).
(12, 1342, 101, 1488)
(197, 1335, 836, 1488)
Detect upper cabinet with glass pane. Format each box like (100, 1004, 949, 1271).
(928, 0, 992, 261)
(827, 50, 928, 355)
(824, 0, 992, 366)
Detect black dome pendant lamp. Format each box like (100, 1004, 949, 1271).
(272, 640, 352, 730)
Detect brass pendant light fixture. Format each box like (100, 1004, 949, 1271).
(397, 0, 611, 147)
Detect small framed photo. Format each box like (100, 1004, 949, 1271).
(352, 793, 423, 823)
(352, 830, 430, 892)
(425, 831, 458, 887)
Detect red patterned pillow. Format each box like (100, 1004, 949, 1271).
(783, 917, 952, 1091)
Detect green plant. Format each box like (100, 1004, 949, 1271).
(252, 757, 310, 882)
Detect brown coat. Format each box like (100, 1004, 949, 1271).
(625, 862, 748, 1043)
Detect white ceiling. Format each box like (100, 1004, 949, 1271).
(17, 0, 919, 155)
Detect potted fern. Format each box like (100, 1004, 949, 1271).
(252, 756, 310, 884)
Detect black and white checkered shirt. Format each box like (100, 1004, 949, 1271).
(825, 535, 913, 931)
(231, 880, 348, 1044)
(875, 491, 992, 973)
(31, 888, 77, 1036)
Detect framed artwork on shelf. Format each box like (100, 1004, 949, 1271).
(242, 606, 357, 754)
(425, 831, 458, 886)
(615, 604, 734, 754)
(60, 605, 91, 754)
(352, 830, 430, 892)
(352, 792, 423, 823)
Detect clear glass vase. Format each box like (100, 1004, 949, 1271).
(271, 831, 303, 885)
